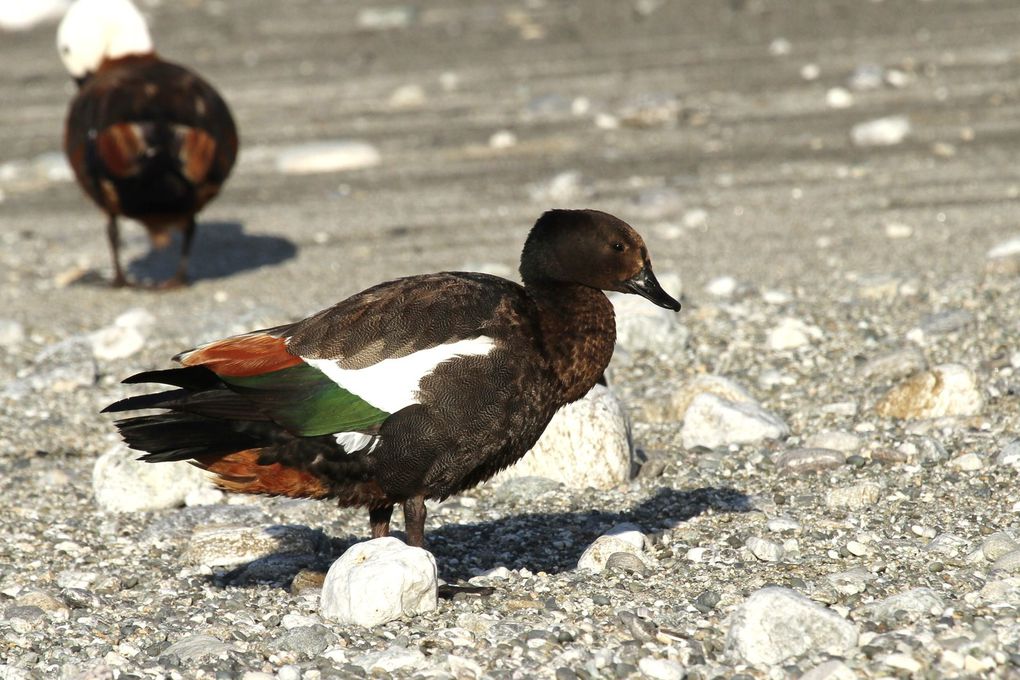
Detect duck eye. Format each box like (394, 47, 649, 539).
(612, 242, 625, 252)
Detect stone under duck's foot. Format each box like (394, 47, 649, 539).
(438, 583, 496, 599)
(154, 274, 189, 290)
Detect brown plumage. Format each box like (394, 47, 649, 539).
(104, 210, 681, 550)
(58, 0, 237, 288)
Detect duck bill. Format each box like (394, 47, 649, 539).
(622, 265, 681, 311)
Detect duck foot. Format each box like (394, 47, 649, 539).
(437, 584, 495, 599)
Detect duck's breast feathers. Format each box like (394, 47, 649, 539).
(175, 272, 532, 435)
(65, 56, 237, 199)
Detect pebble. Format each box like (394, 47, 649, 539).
(577, 524, 647, 573)
(851, 115, 911, 147)
(92, 443, 214, 513)
(681, 393, 789, 449)
(183, 524, 323, 568)
(705, 276, 737, 298)
(775, 448, 845, 474)
(884, 222, 913, 239)
(849, 63, 885, 90)
(272, 625, 336, 658)
(950, 453, 984, 471)
(859, 346, 926, 382)
(0, 319, 25, 348)
(0, 0, 69, 31)
(883, 653, 923, 674)
(986, 236, 1020, 259)
(489, 130, 518, 149)
(767, 317, 822, 351)
(875, 364, 983, 419)
(853, 587, 944, 623)
(766, 516, 801, 533)
(981, 532, 1017, 562)
(3, 337, 97, 398)
(804, 430, 861, 452)
(388, 83, 426, 109)
(637, 657, 685, 680)
(725, 587, 858, 664)
(496, 384, 631, 489)
(745, 536, 784, 562)
(825, 87, 854, 109)
(827, 567, 876, 596)
(825, 481, 881, 511)
(320, 537, 437, 627)
(356, 6, 416, 29)
(992, 549, 1020, 574)
(527, 170, 592, 204)
(918, 309, 974, 336)
(275, 141, 381, 175)
(161, 634, 235, 662)
(799, 660, 857, 680)
(604, 552, 650, 576)
(996, 439, 1020, 468)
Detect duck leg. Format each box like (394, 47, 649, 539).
(369, 505, 394, 539)
(402, 495, 427, 548)
(161, 216, 195, 289)
(106, 214, 128, 288)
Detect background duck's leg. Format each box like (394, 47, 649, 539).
(369, 505, 394, 539)
(106, 214, 127, 287)
(164, 216, 196, 288)
(402, 495, 426, 548)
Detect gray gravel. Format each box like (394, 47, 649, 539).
(3, 0, 1020, 678)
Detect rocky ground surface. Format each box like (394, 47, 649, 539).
(3, 0, 1020, 678)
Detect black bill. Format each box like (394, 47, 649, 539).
(622, 264, 681, 311)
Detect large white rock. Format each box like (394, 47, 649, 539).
(320, 537, 437, 627)
(576, 523, 649, 573)
(725, 587, 859, 665)
(92, 443, 214, 513)
(495, 384, 631, 489)
(681, 393, 789, 449)
(875, 363, 983, 419)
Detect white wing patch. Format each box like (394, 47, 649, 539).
(305, 336, 496, 414)
(333, 431, 378, 454)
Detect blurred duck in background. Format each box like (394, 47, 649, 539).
(57, 0, 238, 288)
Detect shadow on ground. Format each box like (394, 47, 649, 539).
(212, 486, 752, 589)
(126, 220, 297, 284)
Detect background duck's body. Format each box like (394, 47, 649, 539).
(59, 0, 237, 287)
(105, 210, 680, 547)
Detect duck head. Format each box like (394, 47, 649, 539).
(520, 209, 681, 311)
(57, 0, 153, 85)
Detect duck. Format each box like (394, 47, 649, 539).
(104, 209, 681, 548)
(57, 0, 238, 288)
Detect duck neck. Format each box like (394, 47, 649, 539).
(526, 281, 616, 403)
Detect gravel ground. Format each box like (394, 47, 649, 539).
(2, 0, 1020, 678)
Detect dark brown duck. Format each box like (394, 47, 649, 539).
(104, 209, 680, 548)
(58, 0, 237, 288)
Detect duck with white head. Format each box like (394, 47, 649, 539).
(57, 0, 238, 288)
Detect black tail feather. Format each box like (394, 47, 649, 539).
(122, 366, 221, 390)
(116, 412, 266, 463)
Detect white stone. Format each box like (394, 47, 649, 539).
(854, 587, 944, 622)
(804, 430, 862, 453)
(846, 540, 869, 556)
(495, 384, 630, 489)
(875, 363, 983, 419)
(766, 516, 801, 533)
(162, 635, 234, 662)
(681, 393, 789, 449)
(637, 657, 685, 680)
(800, 63, 820, 81)
(883, 654, 922, 674)
(577, 524, 648, 573)
(799, 660, 856, 680)
(527, 170, 591, 203)
(826, 482, 881, 511)
(388, 84, 426, 109)
(0, 319, 25, 348)
(320, 537, 437, 627)
(488, 130, 517, 149)
(951, 453, 984, 471)
(885, 222, 913, 239)
(184, 525, 322, 568)
(92, 443, 214, 513)
(705, 276, 737, 297)
(768, 317, 821, 351)
(992, 549, 1020, 573)
(275, 141, 380, 175)
(987, 236, 1020, 259)
(826, 87, 854, 109)
(0, 0, 69, 31)
(851, 115, 911, 147)
(725, 587, 858, 665)
(351, 646, 426, 673)
(89, 325, 145, 361)
(997, 440, 1020, 468)
(746, 537, 784, 562)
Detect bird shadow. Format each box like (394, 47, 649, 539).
(126, 220, 297, 284)
(210, 485, 752, 589)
